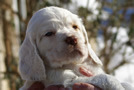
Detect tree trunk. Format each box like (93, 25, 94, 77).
(0, 7, 9, 90)
(0, 0, 20, 90)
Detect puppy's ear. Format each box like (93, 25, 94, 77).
(18, 35, 46, 81)
(82, 25, 103, 66)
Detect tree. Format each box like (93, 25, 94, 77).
(0, 0, 21, 90)
(77, 0, 134, 77)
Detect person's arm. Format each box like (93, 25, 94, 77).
(28, 82, 101, 90)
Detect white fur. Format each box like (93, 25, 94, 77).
(19, 6, 103, 90)
(19, 6, 133, 90)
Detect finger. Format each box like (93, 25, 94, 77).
(45, 85, 68, 90)
(81, 83, 102, 90)
(73, 83, 101, 90)
(73, 83, 93, 90)
(28, 82, 45, 90)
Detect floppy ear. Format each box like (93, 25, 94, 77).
(18, 35, 46, 81)
(81, 25, 103, 66)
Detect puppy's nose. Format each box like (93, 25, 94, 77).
(65, 36, 77, 46)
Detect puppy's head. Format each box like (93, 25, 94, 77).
(19, 6, 102, 81)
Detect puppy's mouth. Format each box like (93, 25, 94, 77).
(46, 44, 87, 68)
(72, 49, 83, 56)
(67, 45, 83, 56)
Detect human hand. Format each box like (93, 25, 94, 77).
(28, 82, 44, 90)
(73, 83, 101, 90)
(45, 83, 101, 90)
(28, 82, 101, 90)
(28, 82, 68, 90)
(44, 85, 68, 90)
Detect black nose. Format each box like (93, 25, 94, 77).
(65, 36, 77, 46)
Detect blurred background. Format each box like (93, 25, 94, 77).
(0, 0, 134, 90)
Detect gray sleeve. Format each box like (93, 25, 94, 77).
(64, 74, 134, 90)
(82, 74, 125, 90)
(121, 82, 134, 90)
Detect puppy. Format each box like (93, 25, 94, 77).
(19, 6, 133, 90)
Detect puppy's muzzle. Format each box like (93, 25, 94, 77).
(65, 36, 77, 46)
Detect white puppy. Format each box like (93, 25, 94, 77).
(19, 6, 133, 90)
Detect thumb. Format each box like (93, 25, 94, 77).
(28, 82, 45, 90)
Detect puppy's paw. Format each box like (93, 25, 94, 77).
(63, 78, 74, 88)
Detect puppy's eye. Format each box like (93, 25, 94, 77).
(72, 24, 78, 30)
(45, 32, 55, 36)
